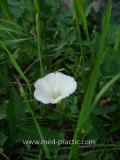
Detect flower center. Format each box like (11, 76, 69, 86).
(51, 90, 61, 99)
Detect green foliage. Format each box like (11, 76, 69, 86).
(0, 0, 120, 159)
(69, 0, 112, 159)
(6, 87, 25, 138)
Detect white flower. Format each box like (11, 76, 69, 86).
(34, 72, 77, 104)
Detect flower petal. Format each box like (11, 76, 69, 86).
(34, 77, 52, 96)
(34, 72, 77, 104)
(34, 89, 52, 104)
(61, 79, 77, 95)
(54, 72, 77, 97)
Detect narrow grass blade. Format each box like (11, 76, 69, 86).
(0, 151, 10, 160)
(75, 0, 94, 60)
(75, 0, 87, 32)
(0, 0, 13, 22)
(0, 24, 25, 35)
(4, 38, 30, 45)
(69, 1, 112, 159)
(34, 0, 43, 75)
(34, 0, 39, 14)
(106, 26, 120, 72)
(0, 39, 31, 93)
(93, 73, 120, 107)
(19, 82, 51, 159)
(73, 0, 84, 65)
(114, 27, 120, 51)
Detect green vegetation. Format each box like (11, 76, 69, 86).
(0, 0, 120, 160)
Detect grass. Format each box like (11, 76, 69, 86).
(73, 0, 84, 66)
(0, 39, 31, 93)
(69, 0, 112, 159)
(34, 0, 43, 75)
(0, 0, 120, 160)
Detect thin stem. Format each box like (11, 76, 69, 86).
(34, 0, 43, 75)
(75, 0, 94, 61)
(73, 0, 84, 65)
(0, 40, 32, 95)
(36, 13, 43, 75)
(0, 152, 10, 160)
(69, 1, 112, 159)
(21, 88, 51, 159)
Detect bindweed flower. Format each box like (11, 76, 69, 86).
(34, 72, 77, 104)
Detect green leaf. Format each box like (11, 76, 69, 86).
(0, 24, 24, 35)
(94, 105, 117, 115)
(0, 131, 8, 146)
(114, 27, 120, 51)
(0, 39, 31, 93)
(93, 73, 120, 107)
(0, 0, 13, 21)
(103, 153, 116, 160)
(6, 87, 25, 138)
(0, 66, 10, 89)
(84, 153, 97, 160)
(4, 38, 31, 45)
(16, 123, 40, 141)
(0, 105, 7, 120)
(47, 113, 64, 120)
(90, 113, 107, 141)
(41, 127, 64, 155)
